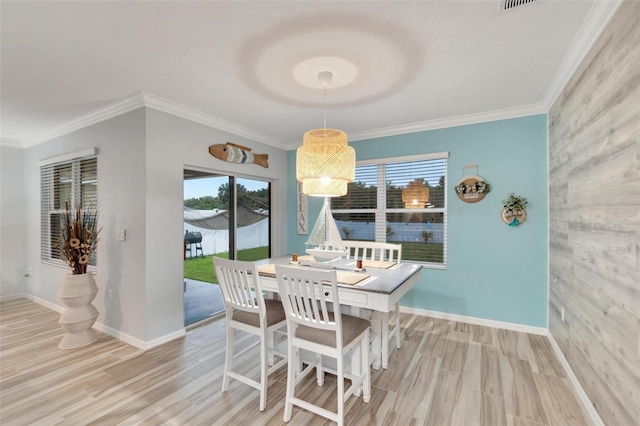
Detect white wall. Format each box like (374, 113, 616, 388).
(11, 106, 287, 346)
(22, 109, 149, 341)
(0, 145, 26, 298)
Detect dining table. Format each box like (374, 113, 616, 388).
(255, 255, 423, 370)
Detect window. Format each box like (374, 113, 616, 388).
(332, 152, 448, 267)
(40, 149, 98, 266)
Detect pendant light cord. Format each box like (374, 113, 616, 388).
(323, 85, 327, 130)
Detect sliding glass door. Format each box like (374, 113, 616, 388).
(183, 169, 271, 325)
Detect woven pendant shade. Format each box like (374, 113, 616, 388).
(402, 180, 429, 208)
(297, 128, 355, 197)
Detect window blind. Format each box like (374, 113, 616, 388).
(332, 152, 448, 267)
(41, 154, 98, 265)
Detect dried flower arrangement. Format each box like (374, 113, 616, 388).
(57, 202, 100, 275)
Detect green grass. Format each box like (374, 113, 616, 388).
(184, 246, 269, 283)
(390, 241, 444, 264)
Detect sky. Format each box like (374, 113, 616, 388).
(184, 176, 268, 200)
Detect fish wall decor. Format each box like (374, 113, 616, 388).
(208, 142, 269, 168)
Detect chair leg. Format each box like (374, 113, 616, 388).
(336, 352, 345, 426)
(222, 322, 233, 392)
(395, 303, 402, 349)
(267, 329, 275, 366)
(283, 340, 295, 422)
(316, 353, 324, 386)
(259, 328, 268, 411)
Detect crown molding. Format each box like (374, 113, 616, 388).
(21, 92, 145, 148)
(542, 0, 623, 110)
(284, 102, 546, 150)
(0, 138, 22, 148)
(141, 92, 287, 150)
(18, 91, 286, 150)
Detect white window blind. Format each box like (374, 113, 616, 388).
(40, 152, 98, 265)
(332, 152, 448, 267)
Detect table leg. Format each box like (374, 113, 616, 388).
(381, 312, 390, 369)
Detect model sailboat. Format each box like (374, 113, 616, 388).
(305, 197, 346, 262)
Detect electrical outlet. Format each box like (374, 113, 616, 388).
(117, 229, 127, 242)
(108, 289, 113, 301)
(561, 307, 565, 322)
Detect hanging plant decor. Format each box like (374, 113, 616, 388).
(455, 175, 491, 203)
(501, 193, 528, 226)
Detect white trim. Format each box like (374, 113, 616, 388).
(0, 138, 22, 148)
(93, 322, 186, 351)
(23, 294, 186, 351)
(546, 112, 550, 331)
(38, 147, 97, 167)
(356, 151, 449, 166)
(547, 333, 605, 426)
(142, 92, 287, 150)
(399, 305, 548, 335)
(542, 0, 623, 110)
(285, 103, 546, 150)
(25, 293, 63, 314)
(0, 293, 28, 302)
(23, 93, 145, 148)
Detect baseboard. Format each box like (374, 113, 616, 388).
(23, 294, 186, 351)
(25, 293, 64, 314)
(547, 333, 604, 426)
(0, 293, 29, 302)
(399, 306, 548, 335)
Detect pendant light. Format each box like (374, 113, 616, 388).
(296, 71, 355, 197)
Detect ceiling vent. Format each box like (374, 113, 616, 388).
(500, 0, 537, 11)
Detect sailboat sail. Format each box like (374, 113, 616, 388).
(305, 198, 346, 261)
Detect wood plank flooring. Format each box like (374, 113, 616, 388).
(0, 298, 590, 425)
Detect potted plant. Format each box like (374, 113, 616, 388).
(56, 202, 101, 349)
(501, 193, 528, 226)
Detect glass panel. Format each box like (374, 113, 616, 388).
(80, 158, 97, 208)
(236, 177, 270, 261)
(386, 212, 445, 263)
(386, 159, 446, 209)
(54, 163, 72, 210)
(331, 164, 377, 210)
(333, 212, 375, 241)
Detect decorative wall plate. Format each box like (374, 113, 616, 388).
(501, 208, 527, 226)
(455, 175, 490, 203)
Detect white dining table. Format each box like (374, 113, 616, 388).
(255, 255, 422, 370)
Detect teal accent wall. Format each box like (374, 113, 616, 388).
(288, 114, 548, 327)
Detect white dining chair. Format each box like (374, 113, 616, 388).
(275, 265, 370, 426)
(214, 257, 287, 411)
(342, 240, 402, 369)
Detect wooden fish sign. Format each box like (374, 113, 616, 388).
(208, 142, 269, 168)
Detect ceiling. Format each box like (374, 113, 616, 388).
(1, 1, 615, 150)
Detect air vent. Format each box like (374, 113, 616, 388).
(500, 0, 537, 11)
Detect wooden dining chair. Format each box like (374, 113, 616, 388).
(214, 258, 287, 411)
(342, 240, 402, 369)
(275, 265, 371, 426)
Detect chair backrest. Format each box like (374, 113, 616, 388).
(275, 265, 342, 340)
(342, 240, 402, 263)
(214, 257, 265, 316)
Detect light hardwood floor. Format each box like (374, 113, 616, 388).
(0, 298, 590, 425)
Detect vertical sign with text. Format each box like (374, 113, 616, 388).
(297, 182, 308, 234)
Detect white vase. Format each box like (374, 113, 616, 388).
(58, 273, 99, 349)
